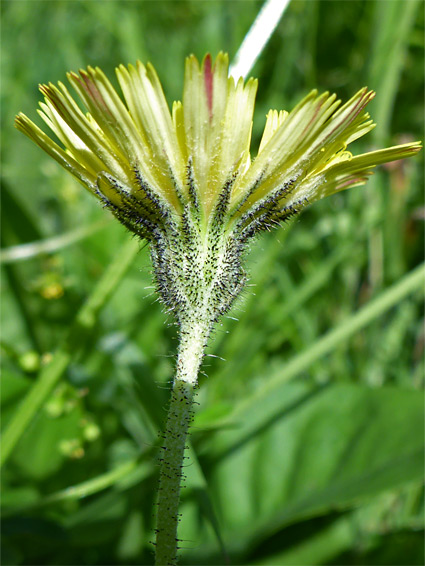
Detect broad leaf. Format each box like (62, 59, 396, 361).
(183, 382, 424, 561)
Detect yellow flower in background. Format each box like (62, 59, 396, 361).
(15, 53, 421, 332)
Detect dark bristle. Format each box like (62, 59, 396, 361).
(185, 157, 200, 214)
(209, 173, 237, 230)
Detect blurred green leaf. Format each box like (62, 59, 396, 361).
(12, 401, 83, 480)
(186, 382, 424, 561)
(1, 237, 140, 468)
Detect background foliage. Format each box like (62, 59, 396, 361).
(1, 1, 424, 565)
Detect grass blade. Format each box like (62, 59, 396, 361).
(368, 0, 421, 142)
(227, 262, 425, 419)
(0, 219, 110, 264)
(229, 0, 291, 79)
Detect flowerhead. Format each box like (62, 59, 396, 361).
(15, 53, 421, 326)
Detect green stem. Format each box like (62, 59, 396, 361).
(155, 321, 209, 566)
(155, 379, 195, 566)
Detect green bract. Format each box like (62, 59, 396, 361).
(15, 53, 421, 339)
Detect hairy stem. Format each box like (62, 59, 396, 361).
(155, 321, 209, 566)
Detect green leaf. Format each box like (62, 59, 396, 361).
(186, 382, 424, 560)
(253, 515, 354, 566)
(0, 237, 140, 468)
(11, 401, 83, 480)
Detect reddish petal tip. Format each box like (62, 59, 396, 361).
(203, 54, 213, 120)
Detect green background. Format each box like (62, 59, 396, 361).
(1, 1, 424, 565)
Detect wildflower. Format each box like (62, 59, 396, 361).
(15, 52, 421, 357)
(15, 53, 422, 566)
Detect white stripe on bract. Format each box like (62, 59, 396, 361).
(229, 0, 291, 80)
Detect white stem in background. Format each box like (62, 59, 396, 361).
(229, 0, 292, 80)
